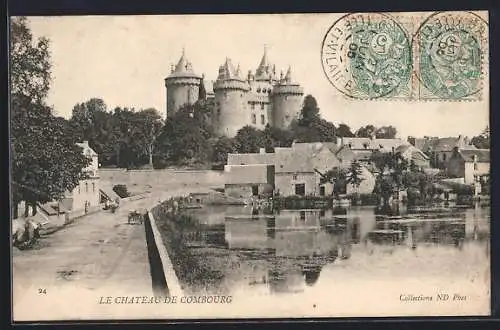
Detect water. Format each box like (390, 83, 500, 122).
(157, 203, 490, 308)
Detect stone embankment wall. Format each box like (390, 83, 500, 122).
(144, 209, 183, 297)
(99, 169, 226, 192)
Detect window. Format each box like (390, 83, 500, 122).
(261, 114, 265, 125)
(442, 154, 446, 161)
(474, 163, 478, 170)
(295, 183, 305, 196)
(320, 186, 326, 196)
(251, 103, 255, 110)
(261, 103, 265, 110)
(257, 88, 261, 93)
(293, 174, 298, 180)
(85, 182, 89, 193)
(78, 185, 81, 194)
(300, 211, 306, 220)
(92, 182, 95, 192)
(251, 114, 256, 124)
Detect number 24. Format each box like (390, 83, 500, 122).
(38, 288, 47, 294)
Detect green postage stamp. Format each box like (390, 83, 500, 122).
(321, 11, 488, 101)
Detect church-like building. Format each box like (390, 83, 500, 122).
(164, 48, 305, 137)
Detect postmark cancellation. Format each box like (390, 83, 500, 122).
(321, 11, 488, 102)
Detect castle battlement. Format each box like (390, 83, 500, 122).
(213, 79, 250, 92)
(273, 84, 304, 95)
(165, 49, 305, 136)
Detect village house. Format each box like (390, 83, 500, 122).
(59, 141, 101, 213)
(394, 144, 431, 169)
(410, 135, 477, 169)
(446, 148, 490, 186)
(226, 142, 377, 197)
(223, 164, 275, 199)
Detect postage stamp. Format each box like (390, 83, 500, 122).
(414, 11, 488, 101)
(321, 13, 414, 100)
(321, 11, 489, 101)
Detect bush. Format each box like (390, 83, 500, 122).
(113, 184, 130, 198)
(358, 193, 379, 205)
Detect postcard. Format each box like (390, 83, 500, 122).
(11, 11, 490, 321)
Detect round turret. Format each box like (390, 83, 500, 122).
(213, 58, 250, 137)
(164, 50, 202, 118)
(272, 66, 304, 129)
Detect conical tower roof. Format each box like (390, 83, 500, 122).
(217, 57, 244, 81)
(167, 49, 201, 79)
(285, 65, 293, 83)
(255, 46, 273, 80)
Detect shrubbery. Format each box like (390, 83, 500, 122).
(112, 184, 130, 198)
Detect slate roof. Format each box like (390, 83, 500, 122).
(340, 137, 408, 152)
(459, 149, 490, 163)
(416, 137, 477, 153)
(227, 142, 341, 174)
(395, 145, 430, 160)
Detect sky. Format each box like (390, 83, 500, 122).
(24, 13, 489, 139)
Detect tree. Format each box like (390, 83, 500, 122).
(211, 136, 237, 164)
(471, 126, 490, 149)
(234, 126, 264, 153)
(336, 123, 355, 137)
(11, 96, 91, 218)
(370, 150, 409, 206)
(10, 17, 51, 105)
(375, 126, 397, 139)
(298, 95, 320, 125)
(10, 17, 90, 219)
(130, 108, 163, 168)
(155, 102, 212, 166)
(346, 161, 364, 193)
(355, 125, 377, 138)
(320, 167, 348, 198)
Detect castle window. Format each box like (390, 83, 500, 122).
(261, 103, 265, 110)
(252, 114, 256, 124)
(261, 114, 265, 125)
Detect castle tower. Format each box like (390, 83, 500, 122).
(164, 49, 202, 118)
(213, 58, 250, 137)
(247, 48, 275, 129)
(272, 65, 304, 129)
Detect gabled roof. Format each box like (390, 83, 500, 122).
(340, 137, 408, 151)
(419, 136, 477, 152)
(395, 144, 430, 160)
(459, 149, 490, 163)
(228, 142, 341, 174)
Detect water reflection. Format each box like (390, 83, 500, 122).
(175, 202, 489, 295)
